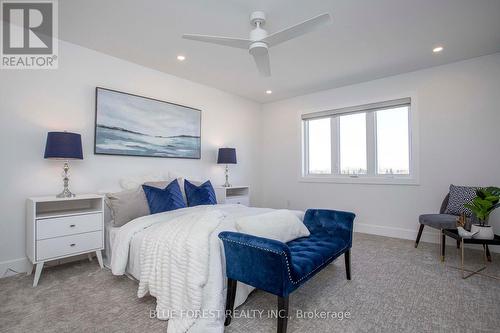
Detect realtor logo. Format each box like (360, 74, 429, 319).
(1, 0, 58, 69)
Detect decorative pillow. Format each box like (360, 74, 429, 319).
(236, 210, 310, 243)
(105, 188, 150, 227)
(142, 179, 187, 214)
(444, 184, 478, 216)
(145, 178, 187, 205)
(184, 180, 217, 207)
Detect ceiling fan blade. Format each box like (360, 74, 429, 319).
(251, 48, 271, 77)
(263, 13, 332, 47)
(182, 34, 251, 49)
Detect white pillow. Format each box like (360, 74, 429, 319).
(235, 210, 310, 243)
(120, 173, 169, 190)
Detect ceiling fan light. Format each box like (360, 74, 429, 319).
(266, 90, 272, 94)
(432, 46, 443, 53)
(177, 55, 186, 61)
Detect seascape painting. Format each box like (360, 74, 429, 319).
(95, 88, 201, 159)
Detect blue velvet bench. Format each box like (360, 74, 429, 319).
(219, 209, 355, 333)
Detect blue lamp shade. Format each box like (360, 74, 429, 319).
(44, 132, 83, 159)
(217, 148, 237, 164)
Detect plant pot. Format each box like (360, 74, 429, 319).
(471, 224, 495, 240)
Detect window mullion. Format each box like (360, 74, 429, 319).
(303, 121, 309, 175)
(331, 117, 339, 175)
(366, 112, 376, 176)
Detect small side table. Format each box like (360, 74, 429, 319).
(214, 186, 250, 206)
(442, 229, 500, 280)
(26, 194, 105, 287)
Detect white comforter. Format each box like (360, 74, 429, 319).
(110, 204, 304, 333)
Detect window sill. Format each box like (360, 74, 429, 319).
(299, 175, 419, 185)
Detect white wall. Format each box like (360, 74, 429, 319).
(258, 53, 500, 246)
(0, 40, 262, 275)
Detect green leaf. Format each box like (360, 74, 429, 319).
(486, 187, 500, 196)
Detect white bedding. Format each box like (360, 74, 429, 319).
(108, 204, 304, 333)
(107, 223, 144, 279)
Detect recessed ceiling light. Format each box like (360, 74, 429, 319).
(433, 46, 443, 53)
(177, 55, 186, 61)
(266, 90, 272, 94)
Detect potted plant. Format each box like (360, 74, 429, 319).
(464, 187, 500, 240)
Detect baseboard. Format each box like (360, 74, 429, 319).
(0, 257, 32, 278)
(354, 222, 439, 243)
(354, 222, 500, 253)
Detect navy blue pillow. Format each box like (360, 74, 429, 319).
(184, 180, 217, 207)
(142, 179, 186, 214)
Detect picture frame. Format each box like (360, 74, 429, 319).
(94, 87, 201, 159)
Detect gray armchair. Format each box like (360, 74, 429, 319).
(415, 193, 461, 253)
(416, 185, 494, 262)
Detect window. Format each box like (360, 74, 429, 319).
(302, 98, 415, 184)
(307, 118, 331, 174)
(339, 113, 367, 175)
(376, 107, 409, 175)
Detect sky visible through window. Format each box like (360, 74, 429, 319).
(376, 107, 409, 174)
(307, 105, 410, 176)
(339, 112, 367, 174)
(307, 118, 331, 174)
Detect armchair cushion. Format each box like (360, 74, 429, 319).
(419, 214, 457, 229)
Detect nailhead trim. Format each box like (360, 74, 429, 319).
(221, 237, 350, 285)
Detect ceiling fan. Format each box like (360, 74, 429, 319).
(182, 11, 332, 77)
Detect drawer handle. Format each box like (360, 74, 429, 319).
(70, 243, 76, 247)
(69, 224, 76, 228)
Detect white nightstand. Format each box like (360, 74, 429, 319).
(215, 186, 250, 206)
(26, 194, 105, 287)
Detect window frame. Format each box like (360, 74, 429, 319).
(301, 97, 419, 185)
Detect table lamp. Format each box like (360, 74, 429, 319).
(44, 131, 83, 198)
(217, 148, 237, 187)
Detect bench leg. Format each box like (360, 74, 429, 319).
(415, 224, 424, 248)
(277, 296, 289, 333)
(224, 278, 237, 326)
(344, 250, 351, 280)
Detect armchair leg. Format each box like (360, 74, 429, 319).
(344, 250, 351, 280)
(224, 278, 237, 326)
(441, 230, 446, 262)
(485, 244, 492, 262)
(277, 296, 289, 333)
(415, 224, 424, 248)
(456, 239, 461, 249)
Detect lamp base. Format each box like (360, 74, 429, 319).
(223, 164, 231, 188)
(56, 188, 76, 198)
(56, 161, 76, 198)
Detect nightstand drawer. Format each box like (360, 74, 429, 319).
(225, 196, 250, 206)
(36, 213, 102, 240)
(36, 231, 103, 261)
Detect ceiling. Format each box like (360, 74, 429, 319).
(59, 0, 500, 103)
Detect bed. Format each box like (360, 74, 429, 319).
(104, 203, 304, 333)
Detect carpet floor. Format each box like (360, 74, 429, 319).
(1, 233, 499, 333)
